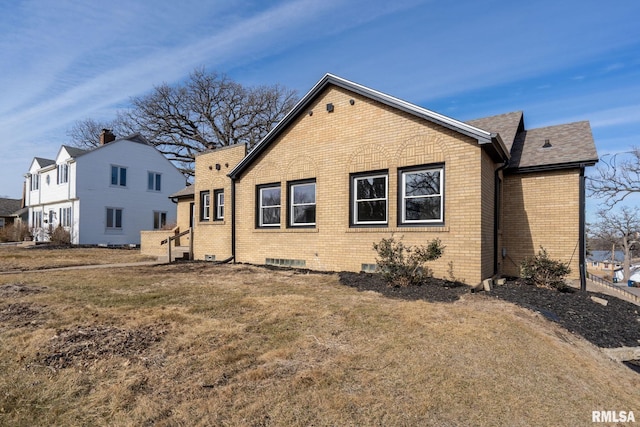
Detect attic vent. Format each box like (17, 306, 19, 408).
(543, 139, 552, 148)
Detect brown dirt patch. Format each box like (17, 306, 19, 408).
(0, 302, 47, 328)
(42, 324, 168, 370)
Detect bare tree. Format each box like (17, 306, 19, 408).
(121, 69, 297, 177)
(67, 68, 298, 177)
(66, 117, 132, 149)
(589, 207, 640, 282)
(588, 147, 640, 207)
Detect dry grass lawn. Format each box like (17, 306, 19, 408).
(0, 245, 156, 272)
(0, 248, 638, 426)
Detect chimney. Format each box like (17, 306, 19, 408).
(100, 129, 116, 145)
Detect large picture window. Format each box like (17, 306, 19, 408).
(400, 166, 443, 224)
(352, 172, 388, 226)
(258, 184, 281, 227)
(289, 180, 316, 227)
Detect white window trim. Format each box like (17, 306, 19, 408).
(106, 207, 123, 229)
(201, 191, 210, 221)
(153, 211, 167, 230)
(289, 181, 316, 227)
(148, 171, 162, 191)
(259, 185, 281, 227)
(353, 174, 388, 225)
(400, 167, 444, 224)
(111, 165, 127, 187)
(215, 190, 224, 220)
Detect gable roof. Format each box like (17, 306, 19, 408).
(466, 111, 524, 154)
(61, 145, 89, 158)
(169, 185, 194, 200)
(230, 73, 509, 179)
(33, 157, 55, 168)
(508, 121, 598, 171)
(467, 112, 598, 171)
(0, 198, 22, 216)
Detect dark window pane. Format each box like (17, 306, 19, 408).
(120, 168, 127, 186)
(262, 207, 280, 225)
(293, 205, 316, 224)
(293, 184, 315, 204)
(106, 208, 113, 227)
(356, 177, 385, 200)
(111, 167, 118, 185)
(405, 197, 441, 221)
(357, 200, 386, 222)
(115, 209, 122, 227)
(262, 188, 280, 206)
(148, 173, 154, 190)
(155, 174, 161, 191)
(405, 171, 440, 196)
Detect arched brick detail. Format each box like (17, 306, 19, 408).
(347, 143, 392, 173)
(395, 133, 447, 166)
(251, 161, 285, 184)
(286, 156, 319, 181)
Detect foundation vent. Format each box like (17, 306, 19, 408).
(361, 263, 378, 273)
(204, 255, 216, 262)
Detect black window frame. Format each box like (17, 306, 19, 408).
(200, 190, 210, 221)
(256, 182, 282, 228)
(106, 207, 123, 229)
(214, 189, 224, 221)
(397, 163, 444, 226)
(350, 170, 389, 228)
(287, 179, 316, 228)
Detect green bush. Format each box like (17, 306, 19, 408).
(520, 247, 571, 290)
(373, 236, 444, 287)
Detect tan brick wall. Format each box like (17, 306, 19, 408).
(193, 144, 246, 261)
(232, 86, 494, 284)
(502, 169, 581, 280)
(140, 230, 173, 258)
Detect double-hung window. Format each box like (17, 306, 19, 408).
(214, 190, 224, 220)
(400, 166, 443, 224)
(289, 180, 316, 227)
(200, 191, 210, 221)
(352, 172, 388, 226)
(153, 211, 167, 229)
(148, 172, 161, 191)
(30, 174, 40, 191)
(258, 184, 281, 227)
(57, 164, 69, 184)
(59, 207, 72, 227)
(111, 165, 127, 187)
(106, 208, 123, 229)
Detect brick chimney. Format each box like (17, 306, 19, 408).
(100, 129, 116, 145)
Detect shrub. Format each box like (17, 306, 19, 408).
(520, 247, 571, 290)
(373, 236, 444, 287)
(49, 225, 71, 245)
(0, 223, 31, 242)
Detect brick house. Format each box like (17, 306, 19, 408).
(170, 74, 598, 286)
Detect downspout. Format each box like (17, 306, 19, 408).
(493, 160, 509, 276)
(579, 165, 587, 291)
(231, 176, 236, 264)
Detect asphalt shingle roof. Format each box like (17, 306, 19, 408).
(0, 198, 22, 216)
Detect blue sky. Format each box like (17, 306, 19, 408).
(1, 0, 639, 219)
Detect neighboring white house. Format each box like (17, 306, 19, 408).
(24, 131, 186, 245)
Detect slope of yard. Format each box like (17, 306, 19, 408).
(0, 254, 638, 425)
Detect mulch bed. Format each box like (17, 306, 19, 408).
(338, 272, 640, 349)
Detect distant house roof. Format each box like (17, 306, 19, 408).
(169, 185, 194, 200)
(588, 250, 625, 263)
(34, 157, 55, 168)
(61, 145, 89, 158)
(466, 111, 524, 154)
(0, 198, 22, 217)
